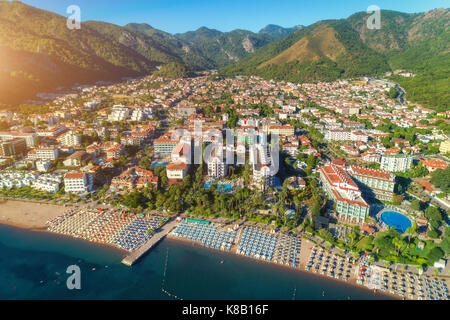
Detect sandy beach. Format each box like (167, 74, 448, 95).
(0, 200, 68, 230)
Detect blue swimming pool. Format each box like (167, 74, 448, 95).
(204, 183, 232, 192)
(381, 211, 412, 233)
(152, 163, 168, 168)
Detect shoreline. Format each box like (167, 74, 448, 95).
(166, 236, 396, 300)
(0, 220, 128, 256)
(0, 219, 400, 300)
(0, 202, 440, 300)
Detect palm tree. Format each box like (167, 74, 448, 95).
(393, 237, 405, 257)
(405, 222, 418, 246)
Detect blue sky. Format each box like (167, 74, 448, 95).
(18, 0, 449, 34)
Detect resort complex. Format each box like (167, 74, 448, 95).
(0, 2, 449, 301)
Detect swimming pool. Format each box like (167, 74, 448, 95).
(152, 163, 168, 168)
(381, 211, 412, 233)
(204, 183, 232, 192)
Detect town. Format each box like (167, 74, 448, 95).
(0, 71, 449, 300)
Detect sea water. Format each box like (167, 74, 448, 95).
(0, 224, 390, 300)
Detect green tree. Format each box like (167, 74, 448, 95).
(410, 199, 421, 211)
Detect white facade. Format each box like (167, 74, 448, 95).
(0, 171, 61, 193)
(33, 175, 62, 193)
(380, 154, 413, 172)
(207, 156, 228, 180)
(64, 173, 93, 193)
(166, 163, 188, 180)
(30, 148, 59, 161)
(108, 106, 130, 122)
(0, 132, 38, 147)
(58, 131, 81, 146)
(250, 144, 274, 189)
(36, 160, 52, 172)
(324, 130, 369, 142)
(130, 108, 153, 121)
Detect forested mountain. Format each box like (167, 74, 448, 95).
(220, 20, 391, 82)
(174, 28, 279, 68)
(258, 24, 304, 38)
(0, 1, 447, 110)
(0, 1, 158, 104)
(88, 22, 214, 71)
(347, 9, 449, 111)
(0, 2, 284, 105)
(221, 9, 449, 111)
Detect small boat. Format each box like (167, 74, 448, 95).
(220, 260, 224, 264)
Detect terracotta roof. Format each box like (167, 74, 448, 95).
(349, 166, 393, 180)
(64, 172, 86, 179)
(420, 159, 448, 169)
(167, 162, 187, 170)
(417, 180, 435, 192)
(154, 138, 178, 144)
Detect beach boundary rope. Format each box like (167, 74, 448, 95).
(161, 248, 183, 300)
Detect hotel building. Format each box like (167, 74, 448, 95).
(154, 138, 179, 156)
(320, 164, 370, 223)
(347, 166, 396, 202)
(268, 125, 295, 137)
(0, 138, 27, 157)
(64, 172, 93, 194)
(207, 147, 228, 180)
(380, 154, 412, 172)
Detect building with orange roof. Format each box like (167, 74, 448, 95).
(348, 166, 396, 201)
(64, 172, 93, 193)
(417, 180, 437, 194)
(420, 158, 448, 172)
(154, 138, 179, 156)
(320, 164, 370, 223)
(167, 162, 188, 182)
(111, 166, 158, 192)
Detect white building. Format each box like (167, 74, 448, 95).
(380, 154, 413, 172)
(130, 108, 153, 121)
(108, 105, 129, 122)
(64, 172, 93, 193)
(324, 130, 369, 143)
(207, 151, 228, 180)
(58, 131, 81, 146)
(36, 160, 52, 172)
(29, 147, 59, 161)
(0, 132, 38, 147)
(33, 174, 62, 193)
(166, 162, 188, 180)
(250, 144, 274, 189)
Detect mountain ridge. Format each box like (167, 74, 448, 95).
(220, 9, 449, 110)
(0, 2, 447, 110)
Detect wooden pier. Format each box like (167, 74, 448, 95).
(121, 218, 179, 267)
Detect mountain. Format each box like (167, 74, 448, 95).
(221, 20, 390, 82)
(347, 9, 449, 111)
(1, 2, 447, 110)
(156, 62, 194, 79)
(174, 28, 278, 68)
(87, 22, 214, 71)
(221, 9, 449, 111)
(0, 1, 159, 105)
(258, 24, 304, 38)
(174, 26, 223, 43)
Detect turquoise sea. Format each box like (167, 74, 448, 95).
(0, 224, 391, 300)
